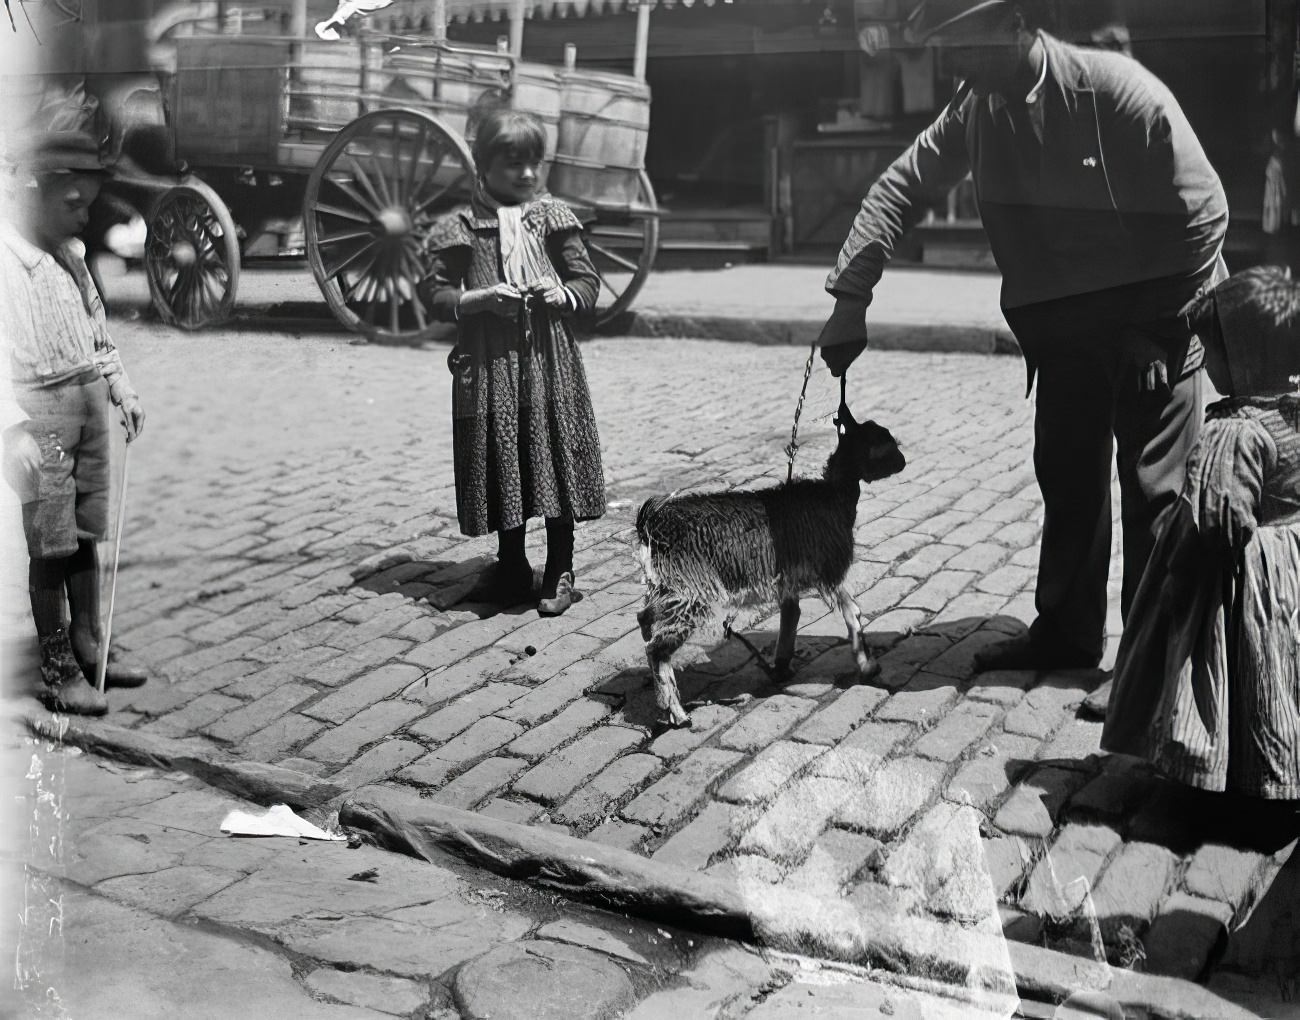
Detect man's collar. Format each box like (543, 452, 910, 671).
(986, 33, 1050, 112)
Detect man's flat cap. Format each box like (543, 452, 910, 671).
(21, 129, 111, 174)
(904, 0, 1008, 44)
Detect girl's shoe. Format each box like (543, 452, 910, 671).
(538, 572, 575, 616)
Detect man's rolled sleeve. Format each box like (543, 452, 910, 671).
(826, 102, 974, 304)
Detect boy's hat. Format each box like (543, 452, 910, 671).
(904, 0, 1009, 44)
(19, 129, 112, 174)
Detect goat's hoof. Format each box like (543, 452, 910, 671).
(856, 656, 882, 681)
(654, 713, 691, 734)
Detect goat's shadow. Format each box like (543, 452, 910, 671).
(349, 553, 561, 620)
(591, 612, 1029, 733)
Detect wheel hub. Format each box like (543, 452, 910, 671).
(376, 208, 411, 238)
(172, 241, 197, 267)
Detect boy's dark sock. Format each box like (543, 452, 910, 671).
(541, 516, 575, 598)
(64, 539, 101, 663)
(28, 557, 68, 639)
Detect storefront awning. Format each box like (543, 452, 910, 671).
(438, 0, 741, 25)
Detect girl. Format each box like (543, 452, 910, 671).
(1101, 265, 1300, 800)
(418, 110, 605, 617)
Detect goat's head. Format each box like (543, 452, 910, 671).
(826, 405, 906, 485)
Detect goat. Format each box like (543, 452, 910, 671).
(635, 404, 906, 727)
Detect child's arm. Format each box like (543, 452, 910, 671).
(542, 229, 600, 314)
(417, 246, 472, 323)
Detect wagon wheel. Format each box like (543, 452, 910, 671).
(145, 179, 240, 329)
(304, 108, 474, 343)
(587, 170, 659, 329)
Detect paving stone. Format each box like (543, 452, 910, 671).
(453, 941, 635, 1020)
(734, 774, 858, 862)
(946, 541, 1008, 573)
(993, 767, 1087, 838)
(901, 570, 977, 613)
(553, 754, 662, 830)
(881, 802, 999, 924)
(506, 698, 612, 759)
(1182, 844, 1264, 910)
(149, 693, 245, 738)
(1002, 681, 1089, 740)
(911, 698, 1001, 762)
(399, 717, 526, 786)
(397, 647, 514, 706)
(651, 799, 746, 870)
(874, 675, 960, 728)
(706, 853, 784, 890)
(586, 819, 649, 852)
(646, 704, 738, 762)
(965, 669, 1036, 707)
(535, 920, 652, 968)
(716, 740, 825, 805)
(497, 659, 616, 726)
(329, 738, 426, 788)
(622, 748, 745, 830)
(478, 797, 540, 825)
(876, 634, 952, 673)
(242, 713, 327, 761)
(784, 827, 884, 894)
(716, 694, 818, 752)
(298, 700, 427, 764)
(1067, 761, 1160, 822)
(1020, 823, 1123, 920)
(428, 756, 529, 810)
(406, 683, 530, 744)
(831, 721, 914, 767)
(791, 685, 887, 745)
(300, 663, 428, 724)
(1090, 841, 1178, 941)
(1141, 893, 1232, 980)
(512, 726, 645, 805)
(201, 682, 316, 743)
(304, 968, 428, 1016)
(1038, 719, 1104, 768)
(982, 835, 1035, 900)
(943, 733, 1040, 811)
(834, 757, 946, 838)
(894, 542, 960, 577)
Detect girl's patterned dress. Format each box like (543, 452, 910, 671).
(419, 195, 606, 537)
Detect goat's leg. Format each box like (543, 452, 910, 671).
(643, 600, 707, 728)
(637, 604, 655, 642)
(773, 595, 801, 682)
(834, 584, 881, 680)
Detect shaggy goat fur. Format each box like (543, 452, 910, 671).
(636, 413, 905, 726)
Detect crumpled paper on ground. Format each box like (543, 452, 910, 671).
(220, 803, 345, 841)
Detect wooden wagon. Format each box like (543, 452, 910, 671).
(130, 8, 659, 340)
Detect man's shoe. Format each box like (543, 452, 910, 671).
(39, 630, 108, 717)
(973, 633, 1099, 672)
(538, 572, 575, 616)
(1078, 679, 1113, 721)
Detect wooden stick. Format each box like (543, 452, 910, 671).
(96, 444, 130, 695)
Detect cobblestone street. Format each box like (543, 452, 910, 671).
(17, 297, 1298, 1014)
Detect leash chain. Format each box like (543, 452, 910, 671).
(784, 343, 817, 483)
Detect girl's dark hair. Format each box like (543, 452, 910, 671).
(472, 109, 547, 170)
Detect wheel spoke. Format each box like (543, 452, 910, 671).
(324, 237, 379, 281)
(318, 226, 375, 247)
(344, 251, 381, 302)
(404, 121, 430, 201)
(365, 148, 393, 208)
(312, 200, 372, 225)
(587, 241, 640, 274)
(591, 262, 620, 299)
(345, 153, 387, 214)
(326, 176, 382, 219)
(411, 169, 469, 217)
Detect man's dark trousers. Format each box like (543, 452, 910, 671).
(1005, 307, 1204, 665)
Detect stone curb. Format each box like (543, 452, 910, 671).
(242, 301, 1021, 356)
(339, 785, 1255, 1020)
(27, 711, 1255, 1020)
(616, 313, 1021, 357)
(24, 713, 346, 811)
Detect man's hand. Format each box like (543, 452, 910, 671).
(120, 396, 145, 443)
(2, 422, 42, 502)
(817, 298, 870, 378)
(459, 283, 522, 319)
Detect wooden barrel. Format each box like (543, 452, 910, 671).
(381, 46, 512, 142)
(510, 62, 561, 161)
(549, 69, 650, 206)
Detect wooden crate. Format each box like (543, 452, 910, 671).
(173, 37, 291, 166)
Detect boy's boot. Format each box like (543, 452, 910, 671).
(30, 558, 107, 716)
(65, 539, 147, 688)
(538, 517, 576, 616)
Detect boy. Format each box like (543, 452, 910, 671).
(1, 129, 147, 715)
